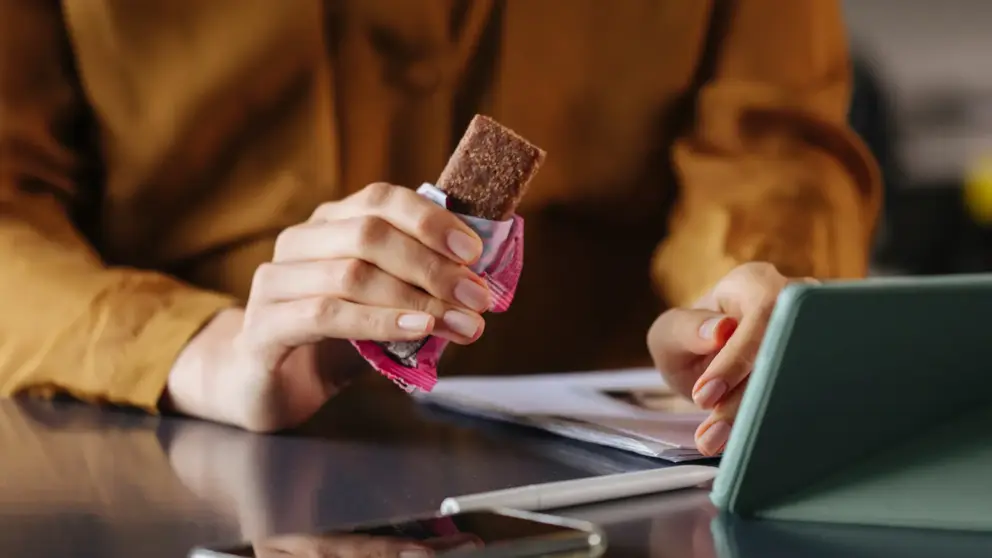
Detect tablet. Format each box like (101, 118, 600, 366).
(711, 274, 992, 531)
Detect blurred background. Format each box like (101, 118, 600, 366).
(844, 0, 992, 275)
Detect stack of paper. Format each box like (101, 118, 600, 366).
(415, 368, 711, 463)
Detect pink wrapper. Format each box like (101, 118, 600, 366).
(349, 184, 525, 392)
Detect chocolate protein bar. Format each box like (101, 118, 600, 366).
(380, 115, 546, 367)
(435, 114, 546, 220)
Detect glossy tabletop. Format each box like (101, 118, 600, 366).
(2, 376, 990, 558)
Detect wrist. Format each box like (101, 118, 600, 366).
(165, 307, 246, 424)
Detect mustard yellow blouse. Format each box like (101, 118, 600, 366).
(0, 0, 879, 412)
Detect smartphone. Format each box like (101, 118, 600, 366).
(190, 508, 606, 558)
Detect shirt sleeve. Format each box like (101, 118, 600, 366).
(652, 0, 882, 306)
(0, 0, 236, 412)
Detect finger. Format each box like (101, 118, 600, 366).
(688, 264, 799, 409)
(648, 308, 738, 394)
(694, 381, 746, 456)
(240, 297, 435, 366)
(689, 303, 769, 410)
(250, 260, 484, 344)
(314, 182, 484, 265)
(273, 218, 492, 313)
(648, 308, 737, 363)
(695, 416, 731, 457)
(251, 260, 402, 303)
(437, 308, 486, 345)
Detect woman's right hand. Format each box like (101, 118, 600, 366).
(252, 532, 482, 558)
(253, 534, 436, 558)
(166, 182, 492, 431)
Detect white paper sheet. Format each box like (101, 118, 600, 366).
(415, 368, 711, 462)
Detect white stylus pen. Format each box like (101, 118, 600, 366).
(439, 465, 717, 514)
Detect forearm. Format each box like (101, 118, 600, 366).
(0, 210, 236, 410)
(650, 0, 881, 307)
(0, 0, 238, 412)
(0, 267, 235, 411)
(654, 147, 876, 307)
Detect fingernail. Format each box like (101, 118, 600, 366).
(443, 310, 480, 338)
(698, 421, 731, 455)
(693, 380, 728, 408)
(454, 278, 491, 312)
(698, 317, 724, 340)
(447, 230, 481, 264)
(399, 550, 430, 558)
(397, 313, 433, 332)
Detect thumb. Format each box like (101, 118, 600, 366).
(648, 308, 738, 373)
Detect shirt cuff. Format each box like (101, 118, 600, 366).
(108, 289, 237, 413)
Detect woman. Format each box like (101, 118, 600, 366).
(0, 0, 879, 455)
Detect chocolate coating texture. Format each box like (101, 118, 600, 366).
(436, 115, 546, 220)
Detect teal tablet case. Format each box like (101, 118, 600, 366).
(711, 274, 992, 531)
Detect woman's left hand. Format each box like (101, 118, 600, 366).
(647, 262, 813, 456)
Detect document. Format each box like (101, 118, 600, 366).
(414, 368, 711, 462)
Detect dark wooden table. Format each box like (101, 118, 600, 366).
(2, 377, 990, 558)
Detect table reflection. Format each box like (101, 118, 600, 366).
(250, 531, 481, 558)
(0, 383, 621, 557)
(0, 400, 241, 556)
(6, 394, 988, 558)
(567, 489, 718, 558)
(711, 513, 992, 558)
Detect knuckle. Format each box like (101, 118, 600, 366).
(359, 309, 389, 337)
(420, 254, 448, 289)
(647, 316, 675, 358)
(739, 261, 778, 277)
(235, 313, 267, 353)
(336, 259, 371, 293)
(410, 210, 436, 238)
(249, 263, 280, 300)
(272, 226, 299, 258)
(309, 201, 337, 222)
(409, 292, 446, 316)
(749, 262, 786, 285)
(251, 262, 277, 290)
(728, 261, 787, 309)
(354, 215, 390, 248)
(360, 182, 394, 207)
(750, 281, 779, 306)
(646, 314, 669, 357)
(423, 297, 449, 317)
(302, 296, 338, 325)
